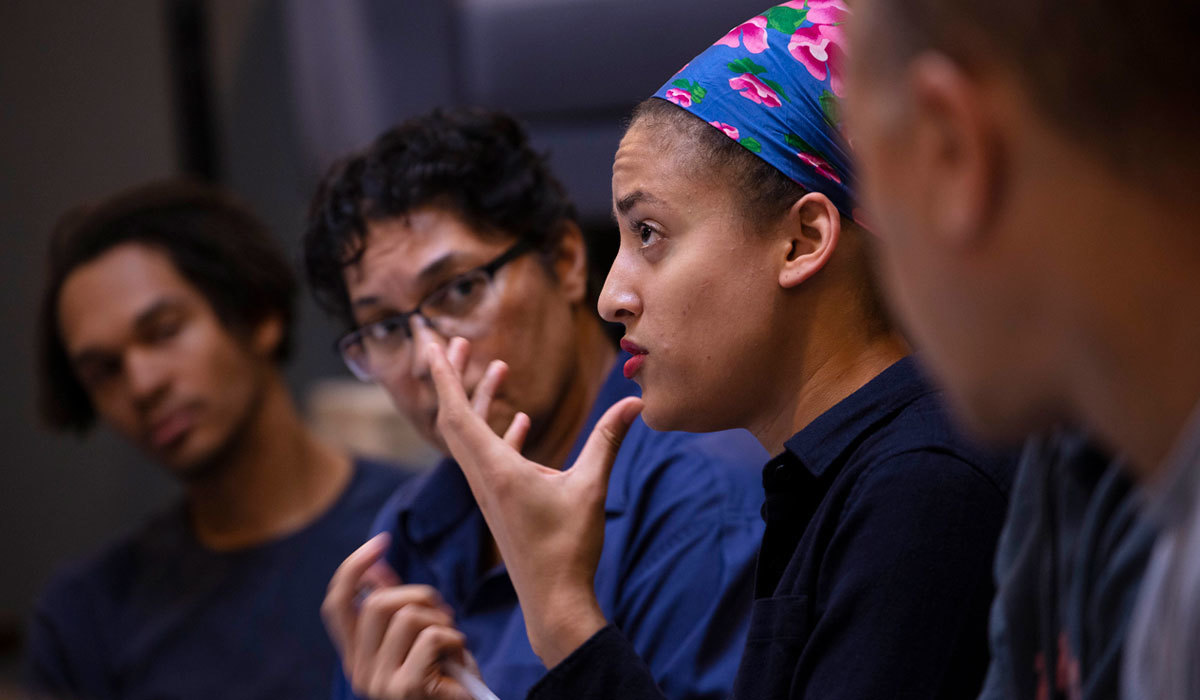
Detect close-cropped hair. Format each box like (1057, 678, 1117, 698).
(304, 107, 581, 328)
(630, 97, 891, 336)
(863, 0, 1200, 186)
(38, 178, 297, 433)
(631, 97, 810, 229)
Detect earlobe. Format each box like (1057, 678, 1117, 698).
(778, 193, 841, 289)
(252, 315, 285, 358)
(908, 52, 1002, 246)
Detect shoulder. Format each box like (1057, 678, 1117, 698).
(607, 421, 766, 515)
(342, 456, 417, 514)
(857, 388, 1016, 501)
(34, 508, 182, 629)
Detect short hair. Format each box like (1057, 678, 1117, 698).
(304, 108, 581, 327)
(38, 179, 297, 433)
(861, 0, 1200, 186)
(630, 98, 891, 335)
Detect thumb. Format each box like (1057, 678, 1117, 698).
(573, 397, 643, 486)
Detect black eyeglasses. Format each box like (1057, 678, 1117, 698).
(336, 239, 534, 380)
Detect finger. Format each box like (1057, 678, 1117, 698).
(353, 585, 450, 691)
(573, 396, 643, 487)
(388, 626, 472, 700)
(503, 411, 531, 452)
(365, 606, 456, 695)
(361, 558, 403, 591)
(322, 533, 391, 663)
(447, 336, 471, 378)
(428, 342, 509, 465)
(471, 360, 508, 419)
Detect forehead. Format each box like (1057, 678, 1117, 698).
(58, 244, 202, 348)
(612, 120, 725, 212)
(344, 207, 513, 301)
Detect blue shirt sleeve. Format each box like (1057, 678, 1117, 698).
(598, 434, 762, 700)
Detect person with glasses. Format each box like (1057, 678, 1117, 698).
(302, 108, 766, 700)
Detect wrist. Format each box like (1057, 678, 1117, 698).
(527, 592, 607, 669)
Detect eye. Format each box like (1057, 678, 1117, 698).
(637, 222, 662, 248)
(426, 272, 488, 317)
(366, 315, 409, 342)
(147, 318, 182, 344)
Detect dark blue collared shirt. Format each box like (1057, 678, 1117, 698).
(333, 356, 766, 700)
(528, 357, 1016, 700)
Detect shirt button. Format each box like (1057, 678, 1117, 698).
(773, 463, 794, 485)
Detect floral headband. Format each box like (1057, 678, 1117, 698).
(653, 1, 856, 222)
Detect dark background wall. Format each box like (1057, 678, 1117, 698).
(0, 0, 766, 681)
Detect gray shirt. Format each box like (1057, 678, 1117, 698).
(1124, 399, 1200, 699)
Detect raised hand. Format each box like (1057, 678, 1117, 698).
(321, 534, 479, 700)
(427, 338, 644, 667)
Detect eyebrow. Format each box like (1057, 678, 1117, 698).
(614, 190, 667, 217)
(350, 251, 473, 310)
(69, 297, 183, 367)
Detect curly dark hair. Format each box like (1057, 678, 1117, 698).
(38, 178, 297, 433)
(304, 108, 581, 328)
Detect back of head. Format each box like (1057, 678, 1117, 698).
(38, 179, 297, 432)
(859, 0, 1200, 190)
(304, 108, 580, 328)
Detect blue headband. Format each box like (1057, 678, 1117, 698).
(653, 1, 856, 222)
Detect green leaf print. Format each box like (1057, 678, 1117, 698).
(819, 90, 841, 125)
(762, 78, 791, 102)
(740, 137, 763, 153)
(691, 83, 708, 101)
(765, 5, 807, 34)
(785, 132, 815, 154)
(727, 57, 767, 75)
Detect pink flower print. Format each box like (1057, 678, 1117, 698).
(804, 0, 850, 25)
(728, 74, 783, 108)
(715, 16, 769, 53)
(789, 22, 847, 96)
(665, 87, 693, 107)
(797, 152, 842, 184)
(708, 121, 740, 140)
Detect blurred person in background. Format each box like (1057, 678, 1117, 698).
(28, 180, 410, 700)
(303, 108, 767, 700)
(844, 0, 1200, 698)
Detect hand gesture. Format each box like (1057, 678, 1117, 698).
(427, 338, 643, 667)
(321, 533, 481, 700)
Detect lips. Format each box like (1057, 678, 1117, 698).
(148, 408, 196, 451)
(620, 339, 648, 379)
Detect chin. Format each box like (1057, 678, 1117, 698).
(640, 394, 727, 434)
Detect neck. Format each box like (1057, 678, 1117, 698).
(184, 373, 352, 550)
(526, 314, 617, 469)
(751, 323, 909, 456)
(1058, 200, 1200, 481)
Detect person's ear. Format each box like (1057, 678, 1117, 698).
(251, 314, 285, 358)
(906, 52, 1003, 246)
(553, 221, 589, 305)
(778, 192, 841, 289)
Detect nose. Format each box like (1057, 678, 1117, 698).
(125, 347, 170, 410)
(598, 253, 642, 324)
(407, 315, 447, 381)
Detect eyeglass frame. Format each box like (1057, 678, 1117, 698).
(334, 238, 536, 380)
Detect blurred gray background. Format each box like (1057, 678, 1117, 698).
(0, 0, 766, 681)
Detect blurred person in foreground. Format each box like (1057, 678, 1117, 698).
(342, 8, 1016, 699)
(303, 109, 767, 700)
(844, 0, 1200, 697)
(28, 180, 410, 700)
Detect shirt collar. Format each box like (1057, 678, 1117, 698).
(780, 356, 934, 478)
(395, 351, 637, 544)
